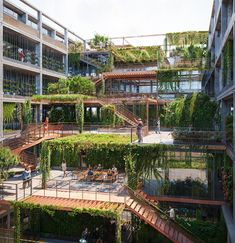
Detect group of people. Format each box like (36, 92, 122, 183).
(86, 165, 118, 180)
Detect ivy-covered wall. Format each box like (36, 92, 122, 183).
(13, 201, 122, 243)
(162, 93, 217, 129)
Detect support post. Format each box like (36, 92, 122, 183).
(0, 0, 4, 139)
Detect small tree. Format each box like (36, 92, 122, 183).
(69, 76, 95, 95)
(0, 147, 18, 181)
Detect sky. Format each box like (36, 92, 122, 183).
(19, 0, 213, 43)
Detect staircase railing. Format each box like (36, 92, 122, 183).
(124, 184, 204, 243)
(98, 98, 139, 126)
(115, 105, 139, 125)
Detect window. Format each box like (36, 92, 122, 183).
(42, 28, 53, 37)
(3, 6, 18, 19)
(28, 19, 38, 30)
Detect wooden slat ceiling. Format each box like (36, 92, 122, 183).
(23, 196, 124, 212)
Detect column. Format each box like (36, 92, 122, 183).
(64, 28, 69, 76)
(38, 11, 43, 123)
(221, 100, 228, 142)
(221, 3, 228, 39)
(0, 0, 4, 139)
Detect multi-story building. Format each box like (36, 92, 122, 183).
(0, 0, 84, 138)
(203, 0, 235, 241)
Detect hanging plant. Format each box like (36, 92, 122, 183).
(3, 103, 15, 123)
(22, 100, 32, 125)
(75, 101, 84, 133)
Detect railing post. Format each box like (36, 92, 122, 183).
(131, 128, 133, 143)
(56, 180, 58, 197)
(16, 184, 18, 201)
(30, 179, 32, 196)
(109, 184, 111, 202)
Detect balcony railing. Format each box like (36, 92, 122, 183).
(3, 41, 39, 66)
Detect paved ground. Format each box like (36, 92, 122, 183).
(141, 131, 174, 144)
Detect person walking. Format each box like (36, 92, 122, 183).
(136, 118, 143, 143)
(61, 159, 67, 177)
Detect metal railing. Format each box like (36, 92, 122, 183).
(125, 184, 204, 243)
(0, 176, 128, 204)
(172, 127, 223, 144)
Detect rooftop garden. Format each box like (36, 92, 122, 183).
(165, 31, 208, 46)
(111, 45, 165, 64)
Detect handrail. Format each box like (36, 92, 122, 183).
(124, 184, 204, 243)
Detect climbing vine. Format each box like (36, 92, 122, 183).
(22, 100, 32, 125)
(3, 103, 15, 123)
(75, 101, 84, 133)
(222, 40, 233, 87)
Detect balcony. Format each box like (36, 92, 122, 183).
(42, 34, 67, 53)
(3, 14, 39, 39)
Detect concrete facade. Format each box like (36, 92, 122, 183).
(0, 0, 84, 133)
(204, 0, 235, 241)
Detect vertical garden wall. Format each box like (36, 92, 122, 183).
(13, 201, 123, 243)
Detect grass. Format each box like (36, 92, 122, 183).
(32, 94, 93, 102)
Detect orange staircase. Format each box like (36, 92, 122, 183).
(3, 124, 63, 170)
(125, 186, 203, 243)
(97, 98, 139, 126)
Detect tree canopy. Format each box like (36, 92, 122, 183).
(48, 76, 95, 95)
(0, 147, 18, 180)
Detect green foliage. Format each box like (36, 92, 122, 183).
(75, 102, 84, 133)
(101, 105, 115, 126)
(48, 105, 75, 123)
(41, 134, 175, 189)
(166, 31, 208, 46)
(69, 41, 84, 53)
(47, 76, 95, 95)
(32, 94, 92, 102)
(162, 93, 217, 129)
(3, 103, 15, 123)
(14, 204, 20, 243)
(89, 34, 110, 50)
(13, 201, 122, 243)
(225, 114, 233, 143)
(40, 143, 51, 188)
(68, 53, 80, 70)
(113, 46, 165, 63)
(0, 147, 18, 181)
(48, 78, 70, 94)
(22, 100, 32, 125)
(69, 76, 95, 95)
(222, 40, 233, 87)
(176, 217, 227, 242)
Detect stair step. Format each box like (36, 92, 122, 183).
(138, 206, 145, 216)
(143, 208, 150, 219)
(130, 201, 138, 210)
(151, 214, 158, 225)
(126, 199, 133, 207)
(135, 204, 142, 213)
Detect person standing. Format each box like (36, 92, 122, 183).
(44, 117, 49, 135)
(156, 118, 161, 134)
(136, 118, 143, 143)
(61, 160, 67, 177)
(168, 206, 175, 220)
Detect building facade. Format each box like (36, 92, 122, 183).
(203, 0, 235, 241)
(0, 0, 84, 137)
